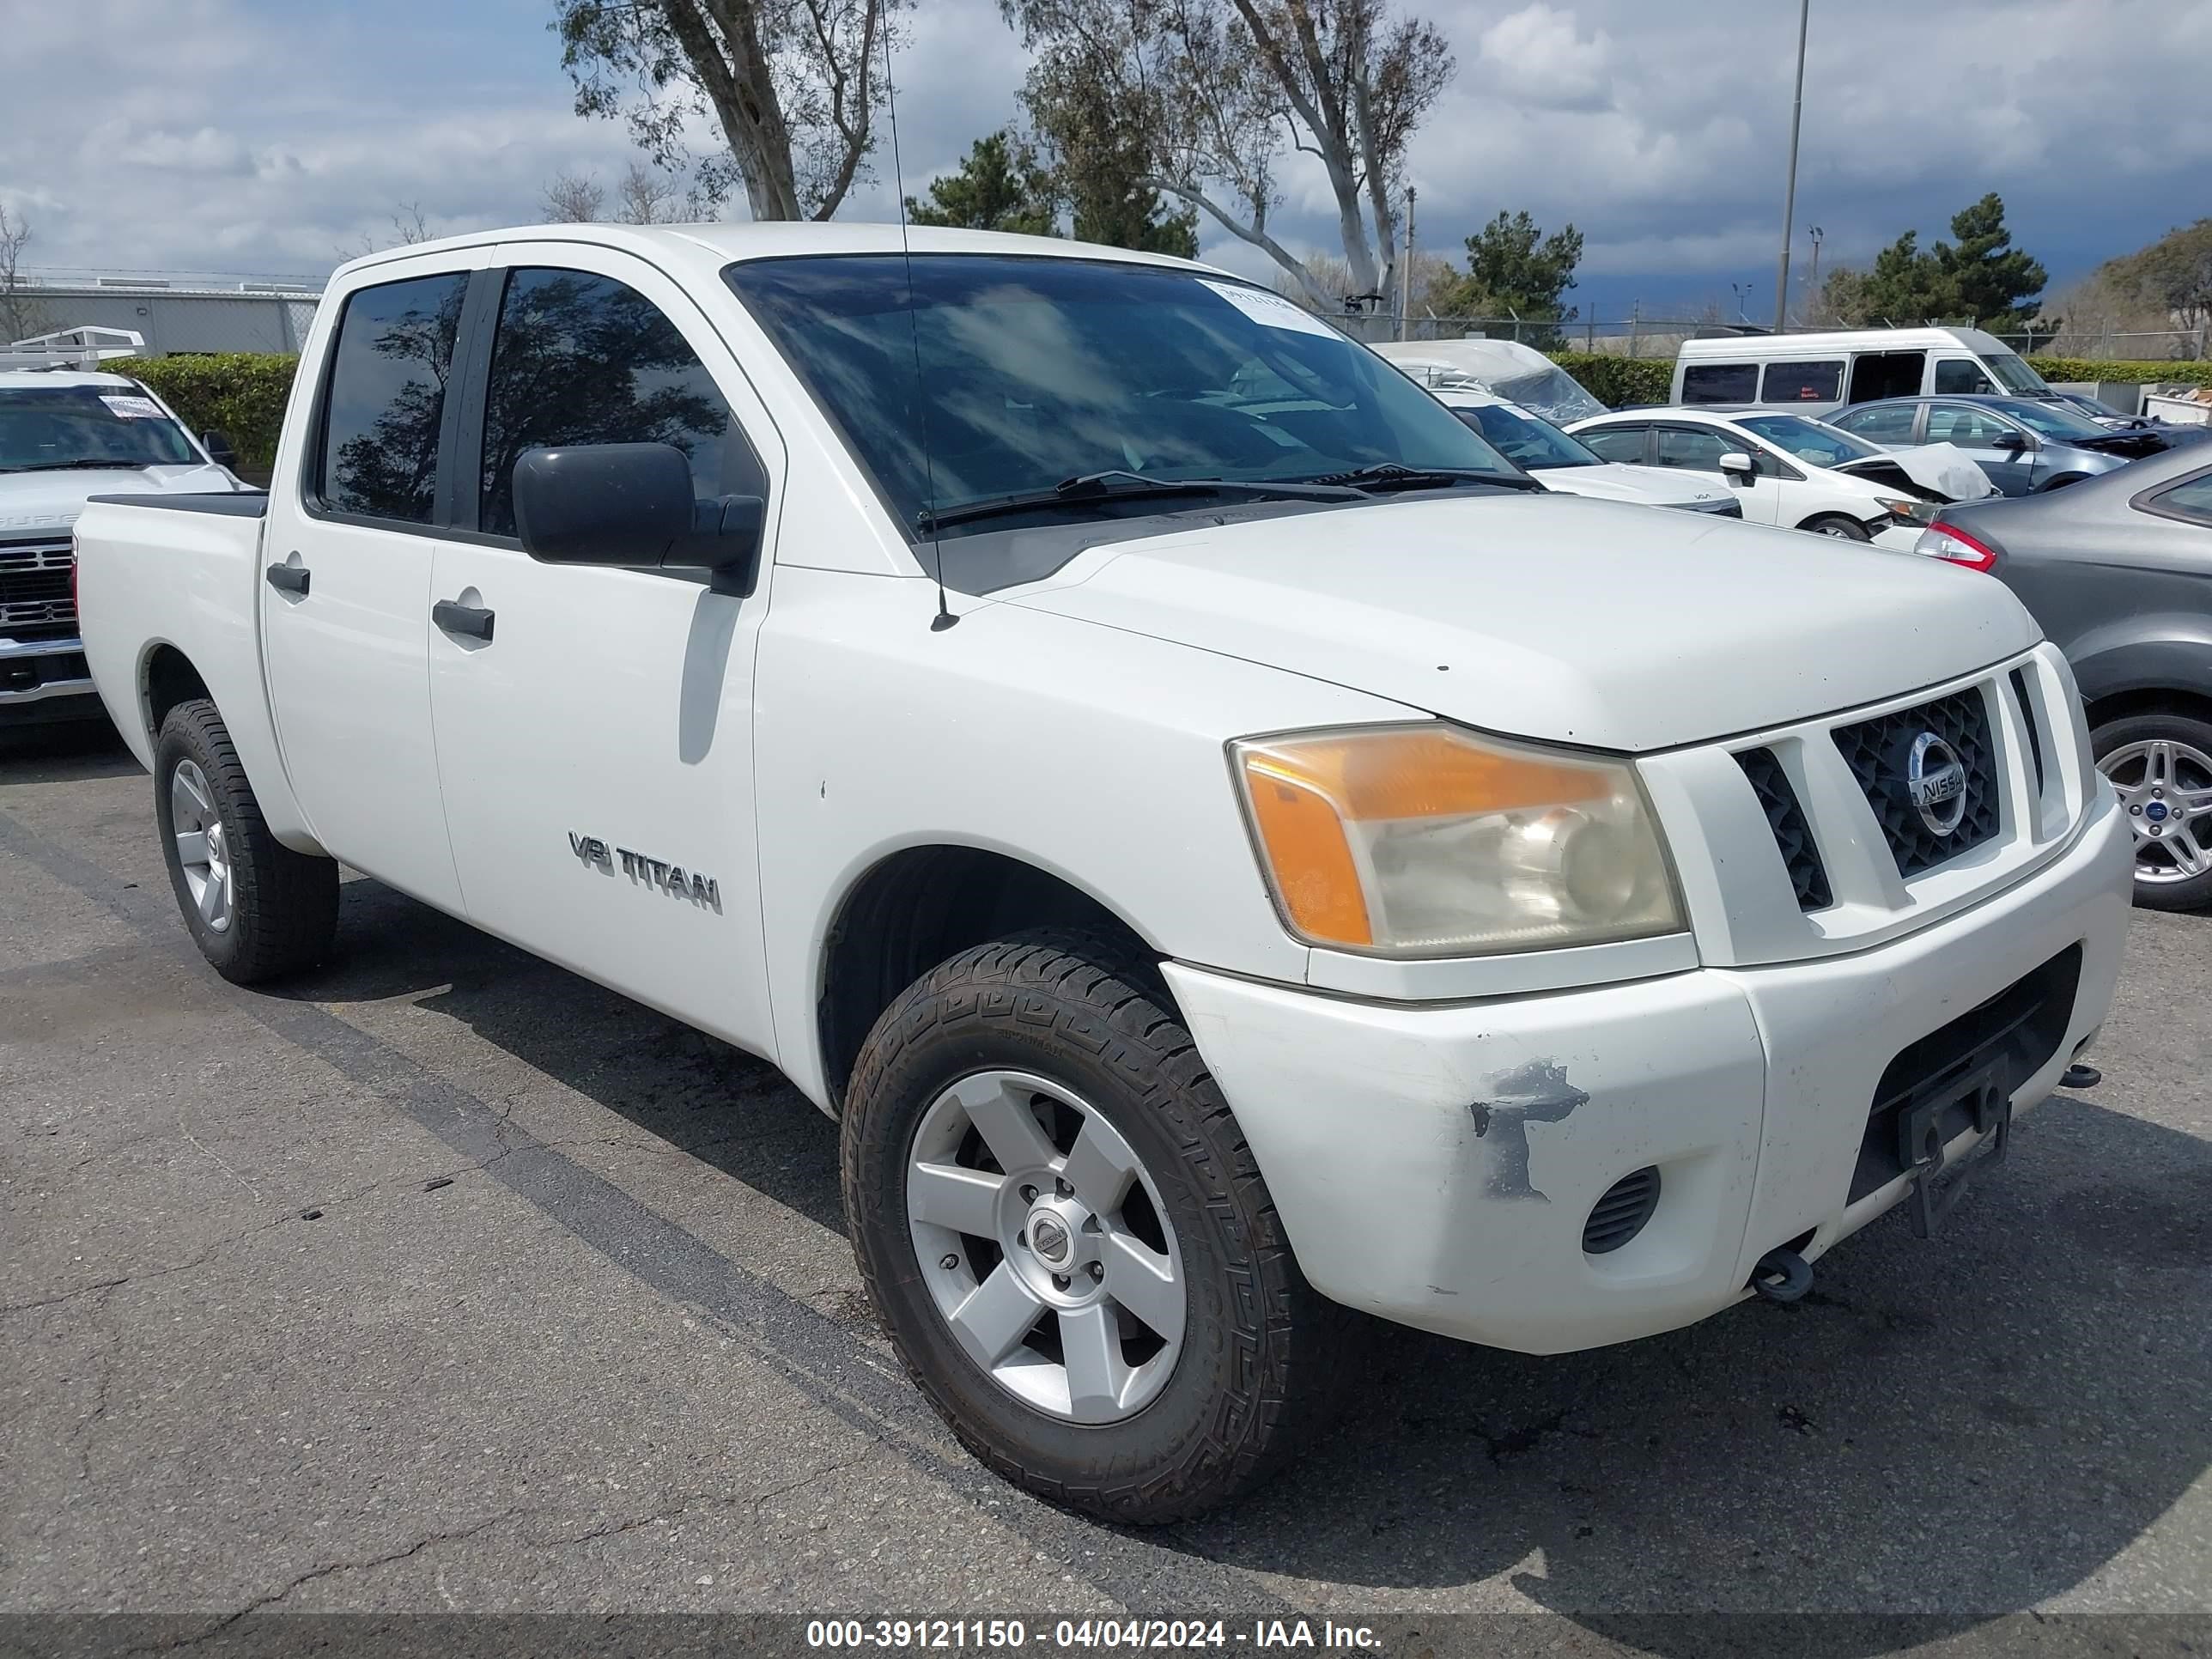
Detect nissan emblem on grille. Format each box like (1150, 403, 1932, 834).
(1906, 732, 1968, 837)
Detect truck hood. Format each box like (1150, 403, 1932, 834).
(1004, 493, 2039, 752)
(0, 464, 240, 539)
(1531, 462, 1729, 509)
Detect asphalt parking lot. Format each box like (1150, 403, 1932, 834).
(5, 723, 2210, 1654)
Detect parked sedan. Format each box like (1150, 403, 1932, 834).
(1828, 393, 2193, 495)
(1565, 408, 1976, 546)
(1917, 447, 2212, 908)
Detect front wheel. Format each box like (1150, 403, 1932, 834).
(842, 932, 1346, 1523)
(2094, 712, 2212, 911)
(1802, 514, 1872, 541)
(155, 699, 339, 981)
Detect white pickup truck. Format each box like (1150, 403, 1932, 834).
(76, 224, 2132, 1523)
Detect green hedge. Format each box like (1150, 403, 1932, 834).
(2021, 356, 2212, 387)
(1548, 353, 1674, 408)
(119, 353, 298, 468)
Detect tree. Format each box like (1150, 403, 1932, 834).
(555, 0, 907, 223)
(2106, 219, 2212, 361)
(1429, 210, 1582, 343)
(1020, 44, 1196, 257)
(1000, 0, 1453, 308)
(1936, 193, 2046, 331)
(544, 169, 606, 223)
(0, 204, 48, 341)
(616, 159, 685, 224)
(906, 131, 1059, 235)
(1847, 194, 2046, 328)
(342, 202, 435, 259)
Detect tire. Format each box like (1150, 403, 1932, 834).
(2092, 709, 2212, 912)
(842, 930, 1348, 1524)
(1802, 514, 1872, 541)
(154, 699, 339, 982)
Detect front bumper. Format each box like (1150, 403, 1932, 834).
(0, 636, 100, 721)
(1164, 784, 2132, 1355)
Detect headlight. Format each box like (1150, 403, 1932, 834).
(1876, 496, 1936, 523)
(1231, 724, 1685, 957)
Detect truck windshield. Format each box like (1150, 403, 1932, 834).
(1450, 401, 1602, 469)
(0, 384, 198, 472)
(724, 253, 1522, 540)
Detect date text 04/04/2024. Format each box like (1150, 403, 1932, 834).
(803, 1620, 1382, 1650)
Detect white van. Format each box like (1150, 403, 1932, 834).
(1672, 327, 2053, 419)
(1372, 338, 1608, 425)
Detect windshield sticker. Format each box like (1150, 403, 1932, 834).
(1197, 279, 1340, 340)
(99, 395, 166, 420)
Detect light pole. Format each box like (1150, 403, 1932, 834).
(1732, 283, 1754, 325)
(1807, 225, 1824, 319)
(1772, 0, 1810, 333)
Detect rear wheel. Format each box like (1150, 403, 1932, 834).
(842, 931, 1346, 1523)
(155, 699, 339, 981)
(1802, 514, 1872, 541)
(2093, 711, 2212, 911)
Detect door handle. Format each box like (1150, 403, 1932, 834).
(264, 562, 310, 596)
(433, 599, 495, 642)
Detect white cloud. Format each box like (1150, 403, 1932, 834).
(1474, 4, 1613, 111)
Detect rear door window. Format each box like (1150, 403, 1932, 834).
(315, 272, 471, 524)
(1759, 360, 1843, 403)
(2142, 471, 2212, 528)
(1846, 351, 1926, 404)
(477, 266, 764, 539)
(1681, 362, 1760, 404)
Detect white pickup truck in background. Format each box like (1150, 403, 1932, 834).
(1, 328, 246, 725)
(76, 224, 2132, 1523)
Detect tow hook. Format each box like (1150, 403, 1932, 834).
(1747, 1247, 1814, 1304)
(2062, 1063, 2101, 1090)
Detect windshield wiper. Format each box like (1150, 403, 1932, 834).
(1303, 461, 1544, 494)
(916, 470, 1367, 533)
(3, 459, 154, 473)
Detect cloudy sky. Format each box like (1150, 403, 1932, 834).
(4, 0, 2207, 322)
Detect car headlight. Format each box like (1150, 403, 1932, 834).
(1876, 496, 1937, 524)
(1231, 724, 1685, 957)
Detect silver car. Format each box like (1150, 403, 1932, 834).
(1827, 393, 2196, 496)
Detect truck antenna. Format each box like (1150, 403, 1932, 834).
(881, 23, 955, 631)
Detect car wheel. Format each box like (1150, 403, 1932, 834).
(155, 699, 340, 981)
(842, 930, 1348, 1523)
(1802, 514, 1873, 540)
(2093, 711, 2212, 911)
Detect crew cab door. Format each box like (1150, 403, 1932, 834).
(260, 257, 488, 911)
(424, 245, 781, 1052)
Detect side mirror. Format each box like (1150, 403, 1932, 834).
(1718, 450, 1756, 482)
(1989, 431, 2031, 453)
(200, 429, 238, 469)
(514, 442, 763, 594)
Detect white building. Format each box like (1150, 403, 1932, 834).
(8, 275, 323, 356)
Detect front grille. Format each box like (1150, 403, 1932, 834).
(1583, 1167, 1662, 1255)
(1832, 686, 2000, 877)
(1736, 747, 1832, 910)
(0, 540, 76, 635)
